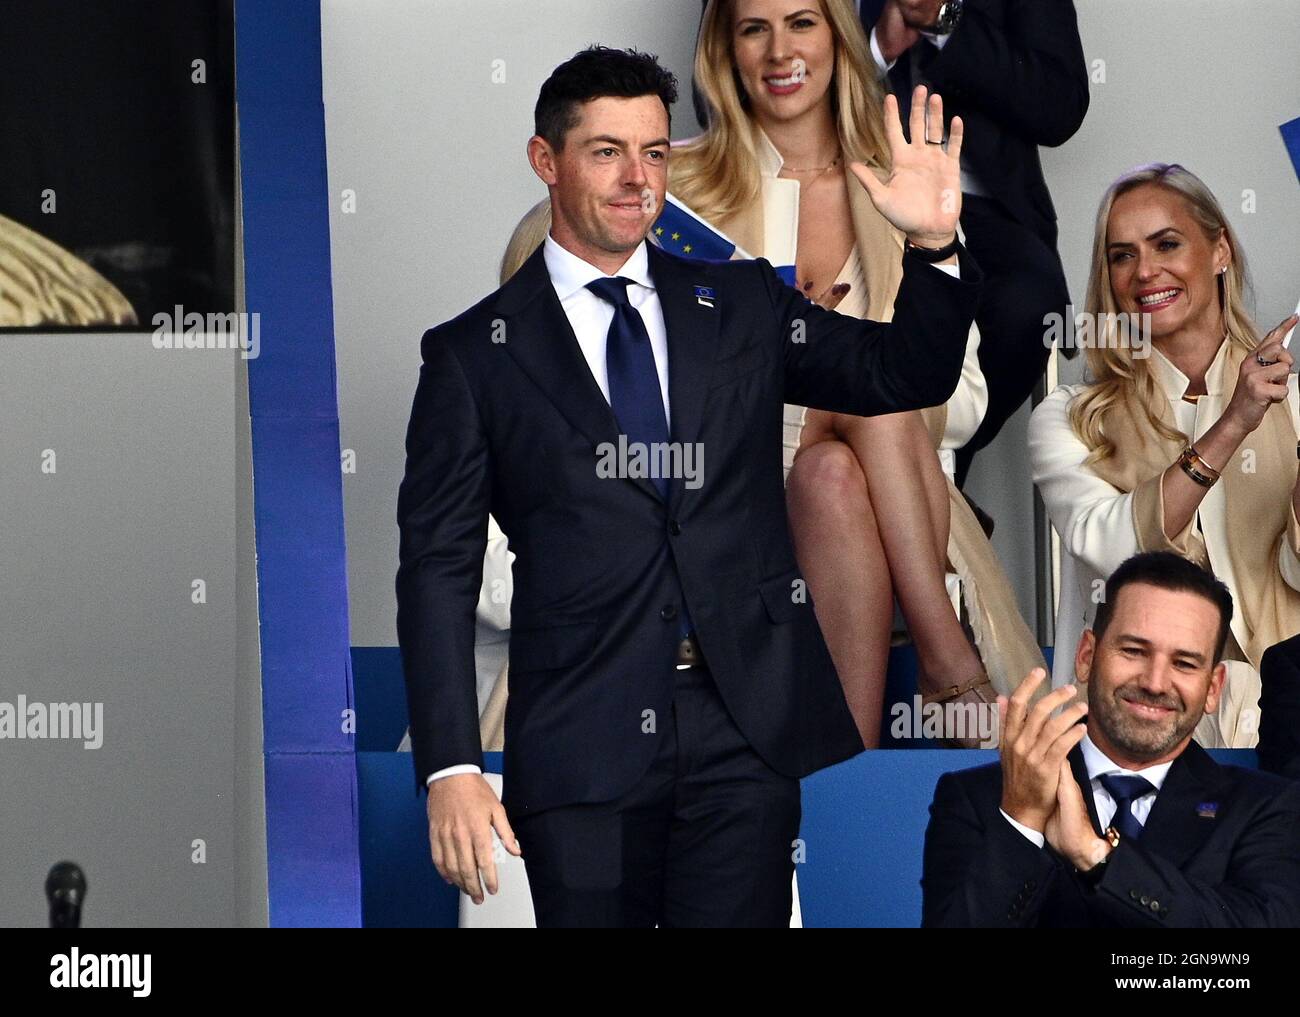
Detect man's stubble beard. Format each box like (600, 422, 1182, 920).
(1088, 679, 1199, 762)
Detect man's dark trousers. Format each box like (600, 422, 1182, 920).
(509, 658, 800, 928)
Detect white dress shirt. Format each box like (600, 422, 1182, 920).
(1000, 732, 1174, 849)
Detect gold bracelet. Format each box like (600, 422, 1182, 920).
(1179, 447, 1217, 488)
(1187, 446, 1221, 480)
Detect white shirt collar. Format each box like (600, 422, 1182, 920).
(1080, 731, 1173, 793)
(542, 231, 654, 302)
(1149, 335, 1232, 401)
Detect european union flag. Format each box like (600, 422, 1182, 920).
(1282, 116, 1300, 186)
(653, 193, 798, 288)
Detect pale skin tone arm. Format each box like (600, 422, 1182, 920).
(1158, 321, 1298, 540)
(426, 775, 521, 905)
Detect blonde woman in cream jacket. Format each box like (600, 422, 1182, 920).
(1030, 162, 1300, 748)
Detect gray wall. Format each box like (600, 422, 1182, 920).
(0, 334, 267, 927)
(0, 95, 265, 928)
(327, 0, 1300, 650)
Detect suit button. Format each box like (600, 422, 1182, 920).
(669, 520, 682, 536)
(1149, 900, 1161, 912)
(1129, 890, 1139, 901)
(1139, 895, 1150, 906)
(660, 605, 678, 621)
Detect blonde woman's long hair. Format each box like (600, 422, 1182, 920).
(1069, 163, 1259, 463)
(500, 198, 553, 284)
(670, 0, 890, 224)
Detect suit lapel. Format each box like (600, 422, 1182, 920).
(495, 243, 661, 504)
(1138, 741, 1229, 867)
(647, 243, 720, 515)
(1068, 744, 1105, 838)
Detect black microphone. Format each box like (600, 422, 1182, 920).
(46, 862, 86, 929)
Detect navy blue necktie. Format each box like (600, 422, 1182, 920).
(586, 276, 671, 501)
(585, 276, 691, 638)
(1098, 773, 1156, 841)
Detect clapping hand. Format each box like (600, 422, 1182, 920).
(997, 668, 1088, 833)
(1044, 758, 1111, 872)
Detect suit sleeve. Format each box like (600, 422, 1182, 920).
(1259, 639, 1300, 781)
(762, 246, 982, 418)
(1087, 782, 1300, 927)
(922, 771, 1063, 927)
(395, 327, 490, 794)
(928, 0, 1090, 147)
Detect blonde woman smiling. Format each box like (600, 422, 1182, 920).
(1030, 162, 1300, 747)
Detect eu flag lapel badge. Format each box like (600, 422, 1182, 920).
(1195, 802, 1219, 819)
(693, 285, 715, 308)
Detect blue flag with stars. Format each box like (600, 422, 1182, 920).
(653, 193, 798, 288)
(1282, 116, 1300, 186)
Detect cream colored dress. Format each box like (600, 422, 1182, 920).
(781, 244, 869, 481)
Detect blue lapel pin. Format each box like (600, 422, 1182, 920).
(1195, 802, 1219, 819)
(693, 285, 715, 308)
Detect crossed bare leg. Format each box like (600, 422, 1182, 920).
(785, 407, 990, 747)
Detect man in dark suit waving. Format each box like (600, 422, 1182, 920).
(923, 552, 1300, 927)
(397, 45, 980, 927)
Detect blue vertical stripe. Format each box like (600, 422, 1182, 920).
(237, 0, 361, 927)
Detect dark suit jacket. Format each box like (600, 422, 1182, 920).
(396, 240, 980, 814)
(1260, 633, 1300, 780)
(860, 0, 1089, 247)
(922, 740, 1300, 927)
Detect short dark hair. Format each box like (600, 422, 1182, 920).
(1092, 552, 1234, 662)
(534, 46, 679, 151)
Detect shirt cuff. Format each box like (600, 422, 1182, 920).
(1001, 809, 1046, 848)
(868, 28, 896, 75)
(426, 763, 483, 785)
(932, 261, 960, 281)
